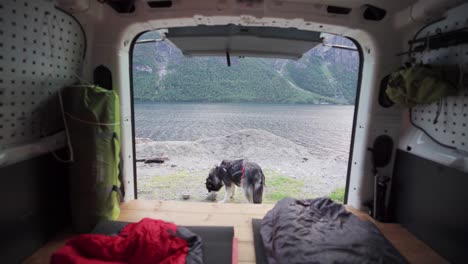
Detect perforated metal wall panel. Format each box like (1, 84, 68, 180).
(410, 4, 468, 152)
(0, 0, 85, 151)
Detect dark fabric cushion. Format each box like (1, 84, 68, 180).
(92, 220, 233, 264)
(260, 198, 408, 264)
(252, 219, 268, 264)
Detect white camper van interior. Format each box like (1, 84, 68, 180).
(1, 0, 467, 263)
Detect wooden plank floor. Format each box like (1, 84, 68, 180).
(24, 200, 448, 264)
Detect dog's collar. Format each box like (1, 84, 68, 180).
(241, 165, 246, 180)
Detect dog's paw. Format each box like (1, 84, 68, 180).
(217, 200, 226, 204)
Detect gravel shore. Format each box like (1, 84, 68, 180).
(136, 129, 348, 202)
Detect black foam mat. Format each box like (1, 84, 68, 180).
(252, 219, 268, 264)
(93, 220, 234, 264)
(390, 150, 468, 263)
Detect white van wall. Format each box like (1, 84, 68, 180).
(397, 3, 468, 172)
(60, 0, 462, 208)
(0, 1, 86, 262)
(0, 1, 86, 166)
(389, 4, 468, 262)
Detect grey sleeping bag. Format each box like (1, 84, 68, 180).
(260, 197, 408, 264)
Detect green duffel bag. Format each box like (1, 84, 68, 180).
(62, 85, 121, 233)
(385, 66, 458, 107)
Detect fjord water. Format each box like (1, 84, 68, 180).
(134, 103, 354, 163)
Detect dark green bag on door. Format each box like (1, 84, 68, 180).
(385, 66, 458, 107)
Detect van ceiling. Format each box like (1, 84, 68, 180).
(165, 25, 323, 59)
(101, 0, 416, 14)
(274, 0, 415, 11)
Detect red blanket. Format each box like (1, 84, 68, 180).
(51, 218, 188, 264)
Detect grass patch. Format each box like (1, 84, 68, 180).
(328, 187, 345, 203)
(139, 168, 345, 204)
(263, 169, 305, 203)
(150, 170, 191, 187)
(141, 170, 204, 200)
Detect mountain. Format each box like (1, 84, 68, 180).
(133, 31, 359, 104)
